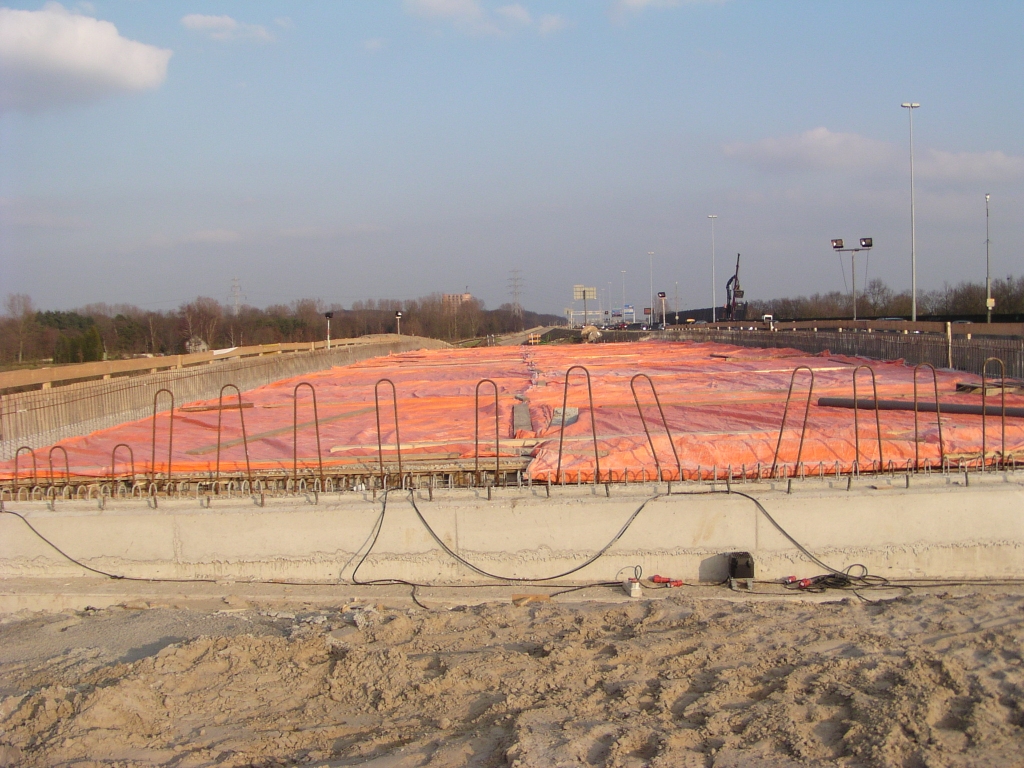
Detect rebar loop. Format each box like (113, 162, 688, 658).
(374, 378, 403, 485)
(630, 373, 681, 482)
(48, 445, 70, 487)
(912, 363, 944, 469)
(14, 446, 38, 490)
(293, 382, 325, 489)
(214, 384, 254, 491)
(555, 365, 602, 484)
(852, 365, 884, 472)
(110, 443, 135, 487)
(150, 388, 174, 487)
(770, 366, 816, 478)
(474, 379, 500, 483)
(981, 357, 1007, 468)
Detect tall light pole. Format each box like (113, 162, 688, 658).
(708, 215, 718, 323)
(901, 102, 920, 321)
(647, 252, 654, 327)
(620, 270, 626, 318)
(324, 312, 333, 349)
(986, 193, 992, 323)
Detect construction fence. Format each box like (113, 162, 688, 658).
(662, 328, 1024, 380)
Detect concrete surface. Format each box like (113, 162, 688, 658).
(1, 472, 1021, 591)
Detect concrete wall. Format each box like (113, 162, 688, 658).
(1, 472, 1020, 584)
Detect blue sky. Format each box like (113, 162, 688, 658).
(1, 1, 1022, 315)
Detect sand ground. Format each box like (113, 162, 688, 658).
(1, 585, 1022, 767)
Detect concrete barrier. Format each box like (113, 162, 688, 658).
(0, 472, 1021, 584)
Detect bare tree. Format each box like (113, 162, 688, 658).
(4, 293, 34, 363)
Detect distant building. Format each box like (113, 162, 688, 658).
(442, 293, 473, 313)
(185, 336, 209, 354)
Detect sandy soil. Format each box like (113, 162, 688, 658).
(1, 590, 1022, 767)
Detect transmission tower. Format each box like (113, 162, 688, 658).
(508, 269, 524, 331)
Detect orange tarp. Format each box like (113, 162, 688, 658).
(3, 341, 1022, 484)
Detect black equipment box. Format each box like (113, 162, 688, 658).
(728, 552, 755, 580)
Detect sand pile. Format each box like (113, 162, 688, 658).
(1, 591, 1022, 767)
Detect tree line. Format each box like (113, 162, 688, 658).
(746, 276, 1024, 322)
(0, 293, 562, 368)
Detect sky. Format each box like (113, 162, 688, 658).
(1, 1, 1022, 316)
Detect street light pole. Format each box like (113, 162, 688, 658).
(901, 102, 920, 321)
(647, 252, 654, 328)
(986, 193, 992, 323)
(708, 215, 718, 323)
(324, 312, 334, 350)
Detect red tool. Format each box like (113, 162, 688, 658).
(652, 575, 684, 587)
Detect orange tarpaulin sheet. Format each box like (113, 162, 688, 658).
(3, 341, 1022, 484)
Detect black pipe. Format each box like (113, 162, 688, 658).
(817, 397, 1024, 418)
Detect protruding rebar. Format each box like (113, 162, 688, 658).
(630, 373, 681, 482)
(214, 384, 253, 491)
(852, 365, 884, 472)
(48, 445, 70, 488)
(374, 379, 403, 486)
(981, 357, 1007, 468)
(912, 363, 944, 469)
(14, 446, 37, 491)
(293, 382, 324, 489)
(555, 365, 601, 484)
(771, 366, 815, 478)
(150, 388, 174, 487)
(474, 379, 500, 484)
(110, 443, 135, 488)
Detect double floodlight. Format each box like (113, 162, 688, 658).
(831, 237, 874, 251)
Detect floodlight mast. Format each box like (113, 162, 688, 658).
(986, 194, 992, 323)
(901, 102, 920, 321)
(832, 238, 874, 321)
(708, 215, 718, 323)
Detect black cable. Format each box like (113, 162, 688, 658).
(348, 489, 430, 609)
(715, 488, 909, 601)
(405, 489, 663, 582)
(0, 509, 217, 584)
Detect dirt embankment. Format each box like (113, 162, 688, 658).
(1, 591, 1022, 767)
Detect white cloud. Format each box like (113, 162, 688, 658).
(918, 149, 1024, 183)
(181, 14, 273, 43)
(538, 14, 569, 35)
(723, 127, 896, 173)
(724, 127, 1024, 186)
(406, 1, 567, 36)
(496, 4, 532, 24)
(0, 3, 171, 113)
(617, 0, 729, 9)
(404, 0, 484, 20)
